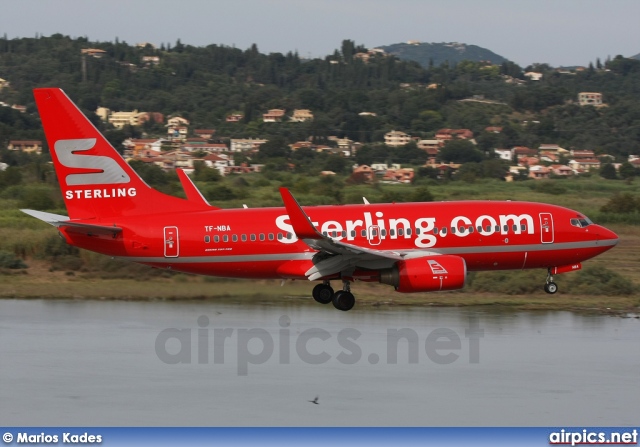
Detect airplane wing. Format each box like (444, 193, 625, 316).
(279, 188, 434, 280)
(21, 209, 122, 237)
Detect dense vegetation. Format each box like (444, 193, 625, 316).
(1, 34, 640, 160)
(378, 42, 508, 67)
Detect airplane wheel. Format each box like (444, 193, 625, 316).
(544, 282, 558, 294)
(312, 284, 334, 304)
(332, 291, 355, 311)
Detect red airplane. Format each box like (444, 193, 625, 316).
(24, 88, 619, 311)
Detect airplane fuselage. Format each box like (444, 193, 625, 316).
(60, 200, 617, 280)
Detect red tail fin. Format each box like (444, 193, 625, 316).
(34, 88, 208, 220)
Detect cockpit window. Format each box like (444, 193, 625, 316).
(570, 216, 593, 228)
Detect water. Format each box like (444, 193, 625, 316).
(0, 299, 638, 426)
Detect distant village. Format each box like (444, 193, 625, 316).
(4, 68, 638, 183)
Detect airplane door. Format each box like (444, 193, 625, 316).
(367, 225, 381, 246)
(539, 213, 554, 244)
(164, 226, 179, 257)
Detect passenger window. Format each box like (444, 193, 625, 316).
(259, 234, 265, 241)
(512, 225, 517, 232)
(477, 226, 482, 232)
(323, 232, 327, 236)
(351, 230, 356, 237)
(503, 225, 508, 232)
(269, 233, 274, 241)
(250, 234, 256, 241)
(381, 229, 387, 237)
(458, 226, 465, 233)
(468, 226, 474, 233)
(223, 235, 228, 242)
(521, 224, 526, 231)
(451, 227, 456, 234)
(486, 225, 491, 232)
(277, 233, 283, 240)
(371, 229, 378, 236)
(398, 228, 404, 236)
(286, 232, 292, 240)
(204, 235, 210, 243)
(342, 231, 347, 238)
(232, 235, 238, 242)
(389, 229, 395, 236)
(214, 235, 220, 243)
(433, 228, 438, 235)
(495, 225, 500, 232)
(406, 229, 412, 236)
(361, 230, 367, 237)
(441, 227, 447, 235)
(415, 228, 421, 235)
(241, 234, 247, 242)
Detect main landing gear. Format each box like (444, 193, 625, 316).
(544, 269, 558, 294)
(312, 280, 355, 311)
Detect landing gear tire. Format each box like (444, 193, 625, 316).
(332, 290, 355, 311)
(544, 282, 558, 294)
(312, 284, 334, 304)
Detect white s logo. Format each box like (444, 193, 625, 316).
(54, 138, 130, 186)
(428, 260, 448, 275)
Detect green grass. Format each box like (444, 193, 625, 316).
(1, 269, 637, 314)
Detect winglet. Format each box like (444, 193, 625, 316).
(279, 187, 322, 240)
(176, 169, 218, 208)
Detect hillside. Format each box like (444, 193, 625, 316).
(1, 36, 640, 164)
(376, 41, 509, 67)
(631, 52, 640, 60)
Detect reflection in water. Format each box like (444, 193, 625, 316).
(0, 299, 638, 426)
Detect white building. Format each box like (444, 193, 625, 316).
(578, 92, 603, 106)
(384, 130, 411, 147)
(230, 139, 268, 152)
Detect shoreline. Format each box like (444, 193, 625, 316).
(2, 273, 638, 316)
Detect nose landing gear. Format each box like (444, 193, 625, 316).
(544, 269, 558, 294)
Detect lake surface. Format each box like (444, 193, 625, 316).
(0, 299, 638, 426)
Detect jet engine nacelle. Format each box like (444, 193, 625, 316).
(379, 255, 467, 293)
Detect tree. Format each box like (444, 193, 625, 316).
(600, 163, 617, 180)
(322, 155, 348, 174)
(439, 140, 484, 164)
(601, 193, 640, 213)
(192, 161, 221, 182)
(618, 161, 637, 179)
(257, 136, 290, 160)
(0, 166, 22, 189)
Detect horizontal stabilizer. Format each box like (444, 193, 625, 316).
(21, 209, 122, 237)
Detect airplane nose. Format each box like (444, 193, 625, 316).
(596, 225, 619, 245)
